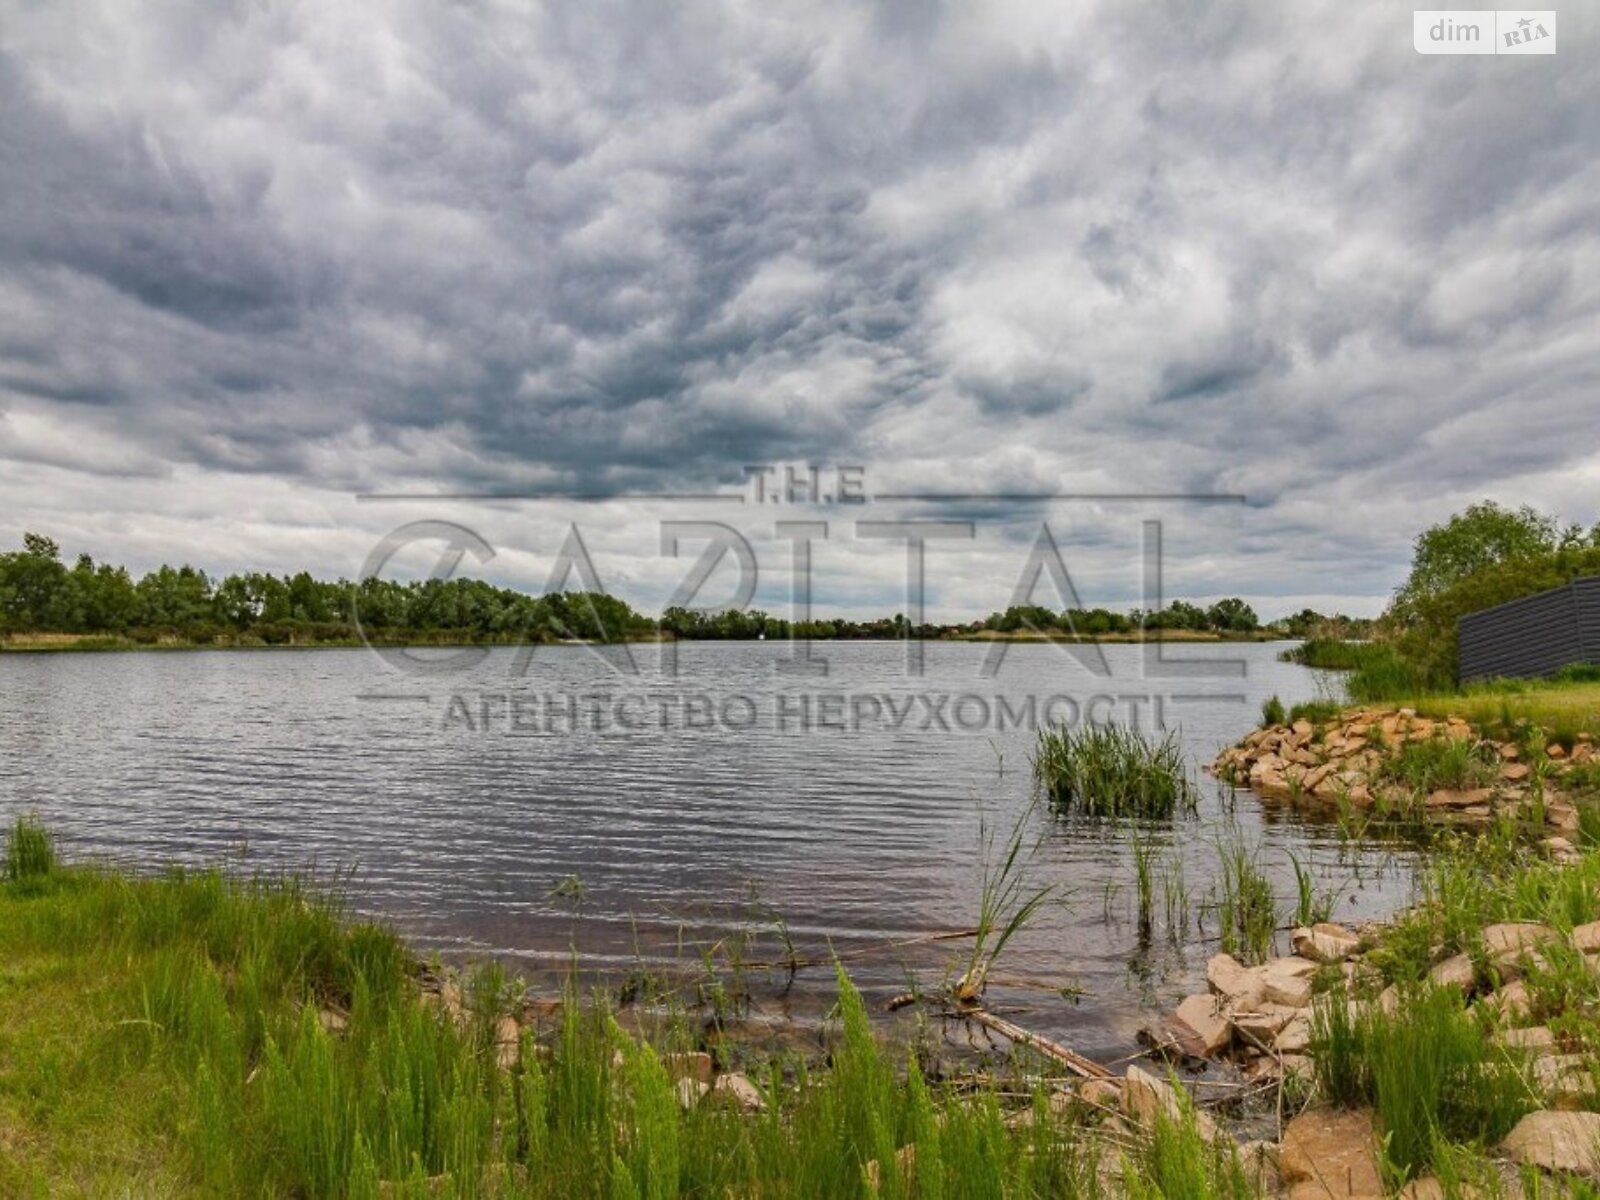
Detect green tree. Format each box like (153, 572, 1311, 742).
(0, 533, 69, 630)
(1392, 501, 1558, 619)
(1206, 597, 1258, 632)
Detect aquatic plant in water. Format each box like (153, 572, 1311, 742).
(1034, 723, 1197, 819)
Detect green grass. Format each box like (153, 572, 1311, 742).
(1345, 645, 1434, 704)
(1286, 699, 1343, 726)
(1278, 638, 1437, 704)
(1310, 985, 1532, 1186)
(1260, 695, 1286, 726)
(4, 815, 55, 885)
(1214, 833, 1276, 965)
(0, 818, 1258, 1198)
(1378, 735, 1500, 795)
(1302, 818, 1600, 1185)
(1034, 724, 1198, 819)
(1398, 680, 1600, 740)
(1280, 639, 1384, 671)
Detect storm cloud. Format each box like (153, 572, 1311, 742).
(1, 1, 1596, 618)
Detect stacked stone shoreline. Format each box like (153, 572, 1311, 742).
(1212, 706, 1593, 852)
(1107, 706, 1600, 1195)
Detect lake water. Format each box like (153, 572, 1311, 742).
(0, 640, 1419, 1060)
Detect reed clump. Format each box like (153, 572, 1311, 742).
(1034, 724, 1197, 819)
(4, 813, 55, 885)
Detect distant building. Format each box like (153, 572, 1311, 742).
(1458, 577, 1600, 682)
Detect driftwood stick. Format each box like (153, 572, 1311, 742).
(738, 926, 982, 973)
(961, 1007, 1112, 1081)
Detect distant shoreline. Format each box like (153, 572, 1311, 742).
(0, 628, 1286, 654)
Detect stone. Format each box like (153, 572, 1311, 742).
(494, 1016, 521, 1070)
(1232, 1004, 1300, 1044)
(1237, 1140, 1283, 1195)
(1264, 958, 1318, 1008)
(1293, 923, 1360, 964)
(1499, 743, 1521, 760)
(711, 1072, 765, 1111)
(1398, 1178, 1446, 1200)
(662, 1051, 715, 1086)
(1483, 922, 1558, 973)
(1483, 979, 1531, 1023)
(1484, 921, 1557, 952)
(1498, 1025, 1556, 1053)
(1428, 953, 1475, 992)
(1303, 764, 1334, 792)
(1279, 1106, 1383, 1197)
(1534, 1054, 1592, 1108)
(675, 1077, 708, 1109)
(1545, 836, 1581, 865)
(1549, 743, 1568, 759)
(1547, 800, 1581, 835)
(423, 979, 467, 1026)
(1426, 787, 1494, 809)
(318, 1008, 349, 1035)
(1572, 921, 1600, 953)
(1275, 1014, 1312, 1054)
(1174, 993, 1233, 1056)
(1121, 1065, 1219, 1141)
(1207, 953, 1266, 1010)
(1078, 1077, 1122, 1109)
(1500, 1110, 1600, 1177)
(1501, 762, 1531, 782)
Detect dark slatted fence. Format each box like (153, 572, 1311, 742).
(1458, 577, 1600, 682)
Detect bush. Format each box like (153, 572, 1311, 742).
(1389, 544, 1600, 689)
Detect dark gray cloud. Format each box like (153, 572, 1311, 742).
(0, 1, 1597, 617)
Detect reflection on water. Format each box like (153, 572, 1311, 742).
(0, 640, 1415, 1058)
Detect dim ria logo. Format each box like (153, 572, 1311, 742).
(1414, 10, 1555, 54)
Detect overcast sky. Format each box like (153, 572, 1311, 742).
(1, 2, 1596, 621)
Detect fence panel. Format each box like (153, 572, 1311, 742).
(1458, 580, 1599, 682)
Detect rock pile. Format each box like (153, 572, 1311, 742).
(1211, 707, 1591, 844)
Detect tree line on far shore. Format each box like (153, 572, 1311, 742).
(0, 531, 1363, 646)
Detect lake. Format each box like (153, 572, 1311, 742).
(0, 639, 1418, 1060)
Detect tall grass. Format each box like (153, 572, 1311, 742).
(1035, 724, 1197, 819)
(1260, 695, 1286, 726)
(10, 821, 1266, 1198)
(1288, 853, 1338, 928)
(1345, 645, 1433, 704)
(955, 803, 1055, 1003)
(4, 814, 55, 885)
(1380, 736, 1499, 794)
(1214, 833, 1276, 964)
(1280, 639, 1381, 671)
(1310, 985, 1532, 1186)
